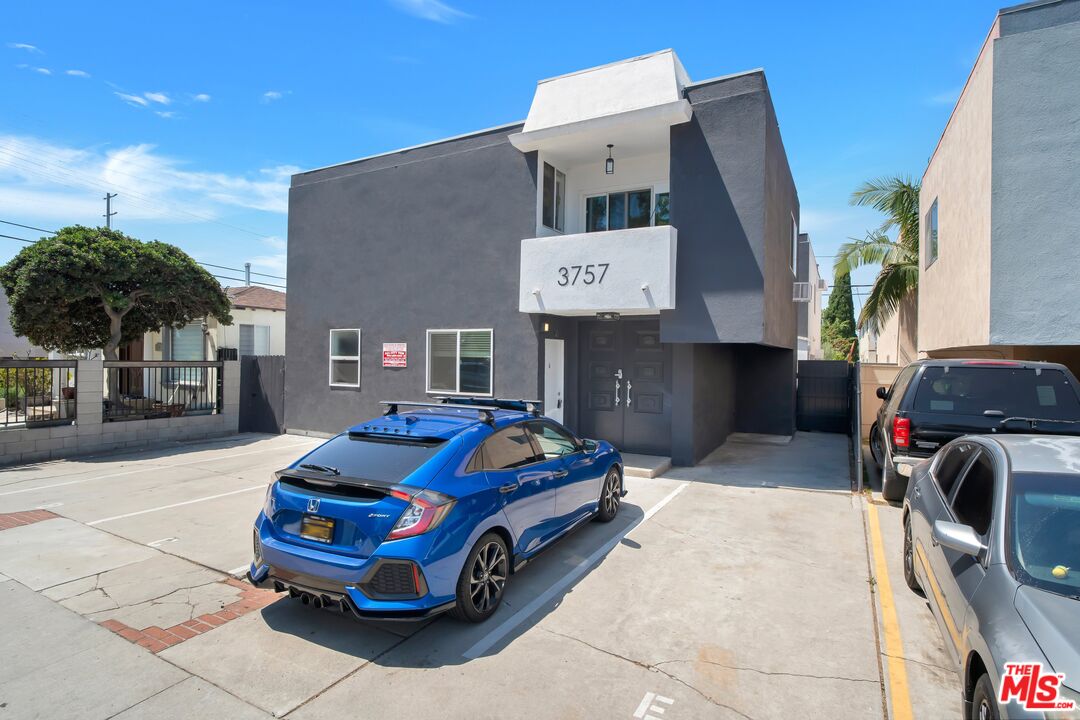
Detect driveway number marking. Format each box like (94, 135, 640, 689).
(634, 691, 674, 719)
(462, 482, 690, 659)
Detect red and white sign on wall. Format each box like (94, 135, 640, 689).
(382, 342, 407, 368)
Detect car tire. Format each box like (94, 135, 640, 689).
(881, 446, 908, 503)
(903, 515, 922, 594)
(869, 423, 883, 468)
(594, 467, 622, 523)
(449, 532, 509, 623)
(970, 673, 1000, 720)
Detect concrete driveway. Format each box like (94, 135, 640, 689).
(1, 431, 887, 719)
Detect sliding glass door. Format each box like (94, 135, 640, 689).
(585, 189, 661, 232)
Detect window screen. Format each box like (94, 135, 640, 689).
(170, 323, 205, 360)
(426, 329, 492, 395)
(329, 329, 360, 387)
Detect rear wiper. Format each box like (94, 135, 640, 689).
(299, 463, 340, 476)
(998, 417, 1080, 432)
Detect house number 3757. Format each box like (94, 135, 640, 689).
(557, 263, 609, 286)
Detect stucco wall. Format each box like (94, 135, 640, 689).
(918, 22, 996, 354)
(761, 85, 799, 350)
(990, 10, 1080, 344)
(0, 289, 46, 357)
(285, 126, 541, 435)
(217, 307, 287, 356)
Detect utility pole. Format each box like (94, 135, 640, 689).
(103, 193, 117, 229)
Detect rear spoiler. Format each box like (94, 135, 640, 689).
(996, 416, 1080, 434)
(274, 467, 409, 497)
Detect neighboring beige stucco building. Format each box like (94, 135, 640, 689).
(918, 0, 1080, 376)
(859, 295, 917, 366)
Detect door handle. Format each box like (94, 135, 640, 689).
(553, 470, 568, 479)
(614, 378, 621, 406)
(499, 482, 520, 494)
(626, 380, 632, 407)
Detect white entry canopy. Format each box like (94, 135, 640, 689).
(508, 50, 693, 162)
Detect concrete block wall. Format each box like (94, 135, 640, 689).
(0, 359, 241, 467)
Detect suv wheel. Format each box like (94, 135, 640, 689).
(880, 433, 907, 503)
(869, 423, 884, 468)
(450, 533, 508, 623)
(970, 673, 1000, 720)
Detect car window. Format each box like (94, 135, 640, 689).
(526, 421, 578, 460)
(913, 366, 1080, 419)
(1008, 471, 1080, 596)
(950, 451, 996, 537)
(933, 443, 975, 498)
(885, 365, 918, 416)
(480, 424, 542, 470)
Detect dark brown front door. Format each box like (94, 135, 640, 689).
(578, 318, 671, 456)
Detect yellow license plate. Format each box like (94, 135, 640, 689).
(300, 515, 335, 544)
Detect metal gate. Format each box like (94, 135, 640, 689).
(796, 360, 851, 433)
(238, 355, 285, 434)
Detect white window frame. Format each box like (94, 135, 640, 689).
(790, 214, 799, 275)
(926, 199, 939, 268)
(239, 323, 271, 357)
(328, 328, 361, 388)
(425, 328, 494, 396)
(583, 185, 663, 233)
(541, 161, 566, 233)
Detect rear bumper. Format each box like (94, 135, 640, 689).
(890, 454, 929, 477)
(249, 512, 460, 620)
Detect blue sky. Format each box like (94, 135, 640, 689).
(1, 0, 1004, 306)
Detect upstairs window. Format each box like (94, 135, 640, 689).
(542, 162, 566, 232)
(791, 215, 799, 275)
(586, 189, 652, 232)
(654, 192, 670, 226)
(926, 199, 939, 266)
(427, 329, 493, 396)
(239, 324, 270, 356)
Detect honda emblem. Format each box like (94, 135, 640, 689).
(307, 498, 320, 513)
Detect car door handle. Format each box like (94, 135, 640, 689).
(553, 470, 568, 479)
(499, 482, 520, 494)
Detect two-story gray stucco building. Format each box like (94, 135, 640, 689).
(286, 50, 806, 465)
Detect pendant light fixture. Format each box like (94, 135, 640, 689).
(605, 144, 615, 175)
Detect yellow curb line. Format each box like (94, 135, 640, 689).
(867, 501, 914, 720)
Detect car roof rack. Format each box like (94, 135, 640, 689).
(435, 397, 544, 416)
(380, 400, 497, 425)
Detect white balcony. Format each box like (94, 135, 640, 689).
(518, 226, 677, 316)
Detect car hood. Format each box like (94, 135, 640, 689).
(1015, 585, 1080, 690)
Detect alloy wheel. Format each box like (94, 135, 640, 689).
(978, 699, 991, 720)
(602, 471, 621, 516)
(904, 521, 914, 578)
(469, 541, 507, 614)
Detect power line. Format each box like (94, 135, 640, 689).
(0, 220, 286, 287)
(0, 219, 55, 235)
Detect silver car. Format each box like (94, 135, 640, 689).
(903, 434, 1080, 719)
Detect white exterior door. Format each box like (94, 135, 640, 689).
(544, 338, 565, 424)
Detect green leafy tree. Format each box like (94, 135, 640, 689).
(833, 176, 920, 334)
(821, 271, 858, 360)
(0, 226, 232, 360)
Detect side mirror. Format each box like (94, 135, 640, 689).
(876, 386, 888, 400)
(581, 438, 599, 454)
(932, 520, 986, 557)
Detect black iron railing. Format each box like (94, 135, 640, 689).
(0, 359, 77, 429)
(102, 361, 223, 422)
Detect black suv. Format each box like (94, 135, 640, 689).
(870, 359, 1080, 501)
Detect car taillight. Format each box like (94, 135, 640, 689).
(893, 417, 911, 448)
(386, 489, 456, 541)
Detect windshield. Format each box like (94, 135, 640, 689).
(1008, 472, 1080, 597)
(292, 433, 446, 483)
(913, 366, 1080, 420)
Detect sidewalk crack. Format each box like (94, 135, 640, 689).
(653, 658, 878, 684)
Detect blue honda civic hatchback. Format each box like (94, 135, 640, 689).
(248, 399, 624, 622)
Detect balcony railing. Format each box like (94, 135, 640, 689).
(518, 225, 677, 315)
(0, 359, 77, 430)
(102, 361, 223, 422)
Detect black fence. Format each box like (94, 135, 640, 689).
(0, 359, 77, 429)
(239, 355, 285, 434)
(102, 361, 223, 422)
(796, 360, 852, 433)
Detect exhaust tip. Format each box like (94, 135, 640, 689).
(312, 596, 324, 609)
(300, 593, 311, 605)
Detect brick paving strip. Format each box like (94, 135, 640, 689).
(97, 578, 281, 653)
(0, 509, 60, 530)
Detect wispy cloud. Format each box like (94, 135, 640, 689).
(144, 91, 170, 105)
(115, 92, 149, 107)
(261, 90, 287, 103)
(925, 87, 961, 107)
(65, 69, 91, 78)
(192, 93, 211, 102)
(7, 42, 42, 54)
(0, 134, 296, 222)
(250, 236, 288, 274)
(154, 111, 177, 119)
(388, 0, 470, 23)
(32, 67, 51, 75)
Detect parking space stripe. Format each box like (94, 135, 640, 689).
(867, 501, 914, 720)
(462, 482, 690, 660)
(87, 485, 266, 525)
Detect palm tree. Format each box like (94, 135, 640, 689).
(833, 176, 921, 335)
